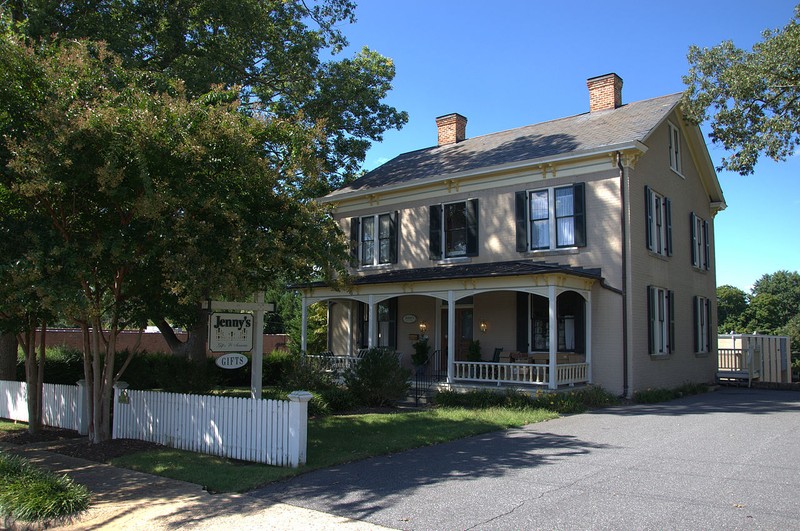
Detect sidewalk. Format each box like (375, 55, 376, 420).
(1, 439, 390, 530)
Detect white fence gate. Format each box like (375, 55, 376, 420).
(111, 383, 311, 467)
(0, 380, 88, 434)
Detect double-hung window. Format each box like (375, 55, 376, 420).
(691, 213, 710, 270)
(694, 295, 711, 353)
(429, 199, 479, 259)
(645, 186, 672, 256)
(350, 212, 398, 266)
(647, 286, 674, 355)
(668, 122, 682, 174)
(515, 183, 586, 251)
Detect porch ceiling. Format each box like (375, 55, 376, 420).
(299, 260, 602, 302)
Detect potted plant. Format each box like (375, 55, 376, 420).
(412, 336, 431, 367)
(467, 339, 482, 362)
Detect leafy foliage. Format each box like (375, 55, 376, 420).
(682, 6, 800, 175)
(632, 382, 709, 404)
(0, 452, 90, 523)
(433, 385, 619, 415)
(344, 348, 410, 406)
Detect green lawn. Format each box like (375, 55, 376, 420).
(111, 407, 558, 493)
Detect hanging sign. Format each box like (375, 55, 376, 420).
(208, 312, 254, 352)
(215, 353, 249, 369)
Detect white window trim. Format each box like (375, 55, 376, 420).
(692, 213, 710, 271)
(358, 213, 392, 267)
(526, 185, 578, 251)
(649, 286, 673, 355)
(442, 200, 468, 258)
(647, 188, 670, 257)
(668, 121, 684, 176)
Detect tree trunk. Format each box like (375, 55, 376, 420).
(155, 307, 208, 363)
(22, 326, 42, 435)
(0, 332, 18, 380)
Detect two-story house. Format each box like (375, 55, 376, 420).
(298, 73, 726, 397)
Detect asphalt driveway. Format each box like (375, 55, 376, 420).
(250, 387, 800, 530)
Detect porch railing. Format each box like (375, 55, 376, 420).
(453, 361, 589, 387)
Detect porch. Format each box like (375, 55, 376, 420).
(298, 262, 602, 391)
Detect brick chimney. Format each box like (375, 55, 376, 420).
(587, 73, 623, 112)
(436, 113, 467, 146)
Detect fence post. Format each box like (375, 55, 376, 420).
(112, 381, 129, 440)
(75, 380, 89, 435)
(287, 390, 312, 468)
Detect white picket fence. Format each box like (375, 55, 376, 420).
(0, 380, 88, 433)
(112, 384, 311, 467)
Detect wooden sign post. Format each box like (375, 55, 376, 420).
(203, 292, 275, 398)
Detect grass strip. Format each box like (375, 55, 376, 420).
(111, 407, 557, 493)
(0, 452, 90, 523)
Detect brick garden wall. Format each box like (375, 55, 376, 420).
(39, 329, 289, 356)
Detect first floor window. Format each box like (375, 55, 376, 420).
(647, 286, 674, 354)
(691, 213, 710, 270)
(694, 296, 711, 353)
(356, 299, 397, 349)
(351, 212, 398, 266)
(526, 293, 585, 353)
(430, 199, 479, 259)
(516, 184, 586, 251)
(645, 186, 672, 256)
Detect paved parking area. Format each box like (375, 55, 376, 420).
(250, 388, 800, 530)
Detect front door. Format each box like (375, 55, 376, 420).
(441, 308, 473, 361)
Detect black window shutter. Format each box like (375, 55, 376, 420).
(703, 220, 710, 271)
(693, 296, 699, 352)
(690, 213, 698, 267)
(668, 290, 675, 353)
(573, 182, 586, 247)
(516, 292, 529, 352)
(466, 198, 479, 256)
(389, 211, 399, 264)
(429, 205, 442, 260)
(647, 286, 654, 354)
(705, 298, 712, 351)
(665, 197, 673, 256)
(515, 191, 527, 252)
(645, 186, 653, 251)
(350, 217, 360, 262)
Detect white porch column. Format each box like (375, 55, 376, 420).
(585, 290, 592, 383)
(347, 301, 353, 356)
(447, 291, 456, 383)
(548, 284, 557, 390)
(301, 297, 308, 354)
(368, 294, 377, 348)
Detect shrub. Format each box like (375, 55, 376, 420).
(0, 452, 90, 523)
(344, 348, 411, 407)
(434, 386, 619, 415)
(263, 349, 296, 385)
(633, 382, 709, 404)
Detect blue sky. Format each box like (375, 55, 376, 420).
(337, 0, 799, 292)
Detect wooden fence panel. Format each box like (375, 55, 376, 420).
(111, 385, 310, 467)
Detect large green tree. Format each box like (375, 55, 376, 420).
(5, 1, 406, 357)
(1, 35, 350, 441)
(748, 271, 800, 334)
(716, 284, 749, 333)
(682, 5, 800, 175)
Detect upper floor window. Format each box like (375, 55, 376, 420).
(691, 212, 710, 271)
(694, 295, 711, 353)
(350, 212, 398, 267)
(515, 183, 585, 252)
(430, 199, 479, 259)
(668, 122, 682, 174)
(647, 285, 674, 355)
(645, 186, 672, 257)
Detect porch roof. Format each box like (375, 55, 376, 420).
(301, 260, 602, 288)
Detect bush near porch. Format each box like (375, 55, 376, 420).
(434, 386, 619, 414)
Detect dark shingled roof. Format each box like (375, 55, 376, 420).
(326, 93, 681, 198)
(302, 260, 602, 288)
